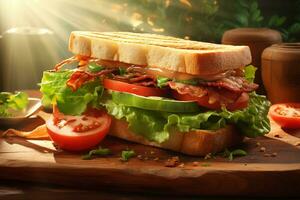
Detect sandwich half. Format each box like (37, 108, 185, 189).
(40, 31, 270, 156)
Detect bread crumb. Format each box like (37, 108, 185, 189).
(260, 147, 266, 152)
(143, 156, 149, 161)
(256, 142, 261, 147)
(153, 157, 159, 161)
(178, 163, 185, 168)
(204, 153, 212, 160)
(165, 156, 180, 167)
(264, 153, 271, 157)
(150, 151, 155, 155)
(192, 161, 199, 166)
(137, 155, 143, 160)
(271, 152, 277, 157)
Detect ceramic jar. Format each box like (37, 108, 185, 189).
(262, 43, 300, 103)
(222, 28, 282, 94)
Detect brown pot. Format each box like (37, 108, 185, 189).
(0, 35, 2, 91)
(222, 28, 282, 94)
(262, 43, 300, 103)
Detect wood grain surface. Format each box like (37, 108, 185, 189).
(0, 91, 299, 197)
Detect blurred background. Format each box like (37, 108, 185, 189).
(0, 0, 300, 91)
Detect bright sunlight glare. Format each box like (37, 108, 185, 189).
(0, 0, 156, 91)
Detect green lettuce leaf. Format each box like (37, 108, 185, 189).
(0, 92, 29, 117)
(156, 76, 170, 88)
(40, 70, 73, 108)
(104, 92, 270, 143)
(244, 65, 257, 82)
(40, 70, 103, 115)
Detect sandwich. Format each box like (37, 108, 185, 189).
(40, 31, 270, 156)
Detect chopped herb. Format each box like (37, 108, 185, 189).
(201, 163, 211, 167)
(156, 76, 170, 88)
(119, 67, 127, 75)
(82, 147, 112, 160)
(88, 63, 104, 73)
(221, 148, 247, 161)
(121, 150, 136, 161)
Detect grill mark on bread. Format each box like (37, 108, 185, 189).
(76, 32, 226, 50)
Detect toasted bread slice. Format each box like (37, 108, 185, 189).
(109, 118, 244, 156)
(69, 31, 251, 75)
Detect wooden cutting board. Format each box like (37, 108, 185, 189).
(0, 91, 300, 197)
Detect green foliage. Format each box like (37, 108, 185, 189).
(111, 0, 300, 42)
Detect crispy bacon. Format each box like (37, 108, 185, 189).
(67, 69, 117, 91)
(66, 71, 93, 91)
(111, 67, 157, 87)
(53, 55, 94, 71)
(54, 56, 79, 71)
(200, 76, 258, 93)
(129, 74, 155, 82)
(134, 81, 157, 87)
(168, 82, 241, 105)
(169, 82, 208, 98)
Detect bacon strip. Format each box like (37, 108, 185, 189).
(169, 82, 208, 98)
(200, 76, 258, 93)
(129, 74, 155, 82)
(54, 56, 78, 71)
(168, 82, 241, 105)
(67, 69, 117, 91)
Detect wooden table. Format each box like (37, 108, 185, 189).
(0, 91, 300, 198)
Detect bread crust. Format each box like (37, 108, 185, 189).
(109, 118, 244, 156)
(69, 31, 251, 75)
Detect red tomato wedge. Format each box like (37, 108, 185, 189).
(269, 103, 300, 129)
(103, 79, 165, 97)
(172, 91, 249, 111)
(46, 109, 112, 151)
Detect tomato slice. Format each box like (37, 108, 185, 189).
(172, 91, 249, 111)
(103, 79, 165, 97)
(46, 109, 112, 151)
(269, 103, 300, 129)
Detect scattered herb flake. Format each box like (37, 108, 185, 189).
(82, 147, 112, 160)
(201, 163, 211, 167)
(221, 148, 247, 161)
(121, 150, 136, 161)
